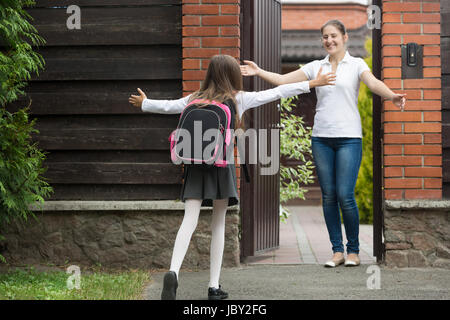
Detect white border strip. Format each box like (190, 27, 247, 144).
(292, 212, 317, 264)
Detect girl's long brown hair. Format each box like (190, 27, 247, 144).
(190, 54, 244, 129)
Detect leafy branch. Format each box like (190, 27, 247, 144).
(279, 95, 315, 222)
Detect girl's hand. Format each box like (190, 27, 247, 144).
(240, 60, 260, 76)
(129, 88, 147, 108)
(392, 93, 406, 111)
(309, 67, 336, 88)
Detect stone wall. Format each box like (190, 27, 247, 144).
(0, 201, 241, 270)
(384, 200, 450, 268)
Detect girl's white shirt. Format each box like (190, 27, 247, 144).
(141, 81, 310, 119)
(300, 50, 370, 138)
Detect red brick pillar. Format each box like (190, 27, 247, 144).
(382, 0, 442, 200)
(182, 0, 242, 196)
(182, 0, 240, 96)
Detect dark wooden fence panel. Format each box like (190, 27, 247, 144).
(50, 185, 180, 200)
(35, 128, 173, 150)
(28, 46, 180, 81)
(26, 6, 180, 46)
(240, 0, 281, 257)
(44, 163, 181, 184)
(6, 1, 182, 200)
(442, 1, 450, 198)
(34, 0, 180, 6)
(8, 80, 180, 115)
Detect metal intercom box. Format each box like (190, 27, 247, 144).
(401, 43, 423, 79)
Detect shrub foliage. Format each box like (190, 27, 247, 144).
(279, 95, 315, 221)
(355, 38, 374, 224)
(0, 0, 52, 262)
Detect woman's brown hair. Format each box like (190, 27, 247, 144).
(320, 19, 347, 35)
(190, 54, 244, 129)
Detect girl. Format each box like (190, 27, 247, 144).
(129, 54, 335, 300)
(241, 20, 406, 268)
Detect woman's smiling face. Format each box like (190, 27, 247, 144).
(321, 24, 348, 55)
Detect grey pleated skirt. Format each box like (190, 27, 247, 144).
(180, 163, 239, 207)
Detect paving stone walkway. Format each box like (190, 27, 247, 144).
(244, 205, 376, 265)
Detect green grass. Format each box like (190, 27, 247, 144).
(0, 266, 151, 300)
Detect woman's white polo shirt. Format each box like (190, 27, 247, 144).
(300, 51, 371, 138)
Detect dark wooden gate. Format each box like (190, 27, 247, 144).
(372, 0, 384, 262)
(442, 0, 450, 198)
(240, 0, 282, 257)
(7, 0, 183, 200)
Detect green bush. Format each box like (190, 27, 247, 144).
(279, 95, 315, 222)
(355, 37, 374, 224)
(0, 0, 52, 262)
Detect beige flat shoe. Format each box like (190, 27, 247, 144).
(345, 254, 360, 267)
(324, 253, 345, 268)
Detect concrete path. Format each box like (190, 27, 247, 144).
(145, 205, 450, 300)
(145, 264, 450, 300)
(245, 205, 376, 265)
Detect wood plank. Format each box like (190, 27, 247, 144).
(442, 1, 450, 37)
(438, 0, 449, 197)
(33, 114, 179, 130)
(43, 162, 182, 184)
(441, 37, 450, 74)
(30, 0, 181, 7)
(29, 46, 181, 81)
(6, 80, 181, 115)
(443, 110, 450, 126)
(25, 6, 181, 46)
(44, 150, 172, 163)
(444, 183, 450, 198)
(444, 160, 450, 182)
(444, 148, 450, 159)
(33, 128, 173, 150)
(443, 75, 450, 111)
(47, 184, 182, 200)
(443, 124, 450, 148)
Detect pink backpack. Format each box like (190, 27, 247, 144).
(168, 99, 233, 167)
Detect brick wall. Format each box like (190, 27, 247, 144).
(182, 0, 242, 194)
(182, 0, 240, 96)
(382, 0, 442, 200)
(282, 4, 368, 30)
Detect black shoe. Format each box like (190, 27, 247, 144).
(208, 285, 228, 300)
(161, 271, 178, 300)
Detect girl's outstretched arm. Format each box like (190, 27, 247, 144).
(236, 81, 310, 117)
(236, 67, 335, 118)
(129, 88, 190, 114)
(360, 71, 406, 110)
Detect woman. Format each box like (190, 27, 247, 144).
(241, 20, 406, 267)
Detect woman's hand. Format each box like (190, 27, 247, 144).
(129, 88, 147, 108)
(309, 67, 336, 88)
(361, 71, 406, 111)
(392, 93, 406, 111)
(240, 60, 261, 76)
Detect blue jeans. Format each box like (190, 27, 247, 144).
(311, 137, 362, 254)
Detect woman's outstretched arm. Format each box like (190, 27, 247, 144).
(360, 71, 406, 110)
(240, 60, 312, 86)
(237, 67, 335, 118)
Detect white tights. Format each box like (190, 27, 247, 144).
(169, 198, 228, 289)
